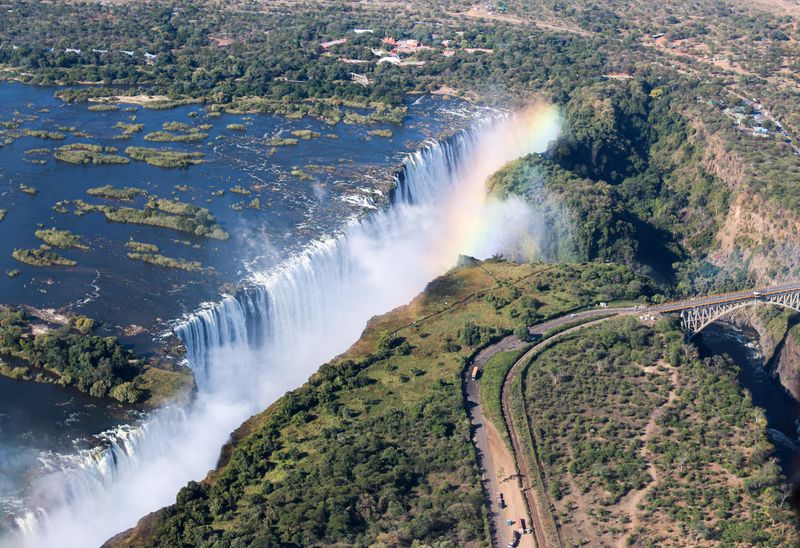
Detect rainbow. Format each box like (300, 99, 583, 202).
(433, 103, 562, 268)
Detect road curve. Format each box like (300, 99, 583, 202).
(464, 281, 799, 547)
(507, 310, 635, 547)
(465, 308, 633, 547)
(465, 336, 533, 548)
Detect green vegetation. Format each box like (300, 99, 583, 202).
(127, 252, 202, 272)
(87, 185, 147, 201)
(125, 241, 159, 254)
(125, 146, 205, 168)
(23, 129, 65, 140)
(87, 104, 119, 112)
(54, 143, 129, 165)
(487, 77, 743, 294)
(113, 121, 144, 137)
(112, 261, 655, 547)
(267, 137, 298, 146)
(0, 209, 6, 222)
(0, 306, 191, 404)
(34, 227, 89, 250)
(12, 246, 75, 267)
(367, 128, 393, 138)
(290, 129, 320, 140)
(75, 198, 229, 240)
(19, 184, 37, 195)
(229, 185, 251, 195)
(290, 168, 313, 181)
(226, 123, 246, 131)
(517, 317, 798, 545)
(163, 122, 192, 131)
(477, 345, 528, 446)
(24, 147, 49, 154)
(144, 131, 208, 143)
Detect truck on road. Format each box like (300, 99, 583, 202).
(471, 366, 480, 380)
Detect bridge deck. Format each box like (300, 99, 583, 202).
(651, 284, 800, 314)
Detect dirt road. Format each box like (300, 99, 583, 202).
(465, 307, 636, 547)
(465, 337, 533, 548)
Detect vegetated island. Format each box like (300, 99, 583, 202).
(12, 246, 75, 267)
(87, 185, 148, 201)
(0, 306, 193, 406)
(125, 241, 203, 272)
(34, 227, 89, 250)
(125, 146, 205, 168)
(144, 131, 209, 143)
(54, 143, 130, 165)
(74, 194, 229, 240)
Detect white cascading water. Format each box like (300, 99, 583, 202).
(5, 105, 561, 548)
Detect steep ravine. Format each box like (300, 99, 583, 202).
(726, 307, 800, 400)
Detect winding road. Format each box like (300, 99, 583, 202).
(465, 308, 634, 547)
(464, 283, 800, 547)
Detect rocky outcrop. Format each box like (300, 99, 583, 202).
(691, 118, 800, 286)
(776, 325, 800, 400)
(710, 192, 800, 284)
(725, 306, 800, 400)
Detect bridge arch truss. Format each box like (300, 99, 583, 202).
(680, 291, 800, 335)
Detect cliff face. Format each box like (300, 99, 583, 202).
(711, 192, 800, 284)
(725, 307, 800, 400)
(776, 325, 800, 400)
(691, 118, 800, 286)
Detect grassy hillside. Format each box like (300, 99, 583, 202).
(108, 261, 653, 547)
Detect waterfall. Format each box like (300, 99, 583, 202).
(4, 105, 561, 548)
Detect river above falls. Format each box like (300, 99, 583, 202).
(0, 82, 488, 534)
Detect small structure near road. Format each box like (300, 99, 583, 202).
(320, 38, 347, 50)
(350, 72, 371, 87)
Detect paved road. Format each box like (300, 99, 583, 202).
(652, 283, 800, 313)
(527, 308, 633, 336)
(465, 337, 533, 548)
(500, 311, 635, 548)
(464, 309, 634, 547)
(464, 281, 800, 547)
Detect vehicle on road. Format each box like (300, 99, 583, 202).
(507, 530, 520, 547)
(497, 493, 505, 508)
(470, 366, 480, 380)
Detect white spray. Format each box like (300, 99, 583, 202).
(6, 105, 562, 548)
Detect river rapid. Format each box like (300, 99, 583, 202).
(1, 93, 563, 546)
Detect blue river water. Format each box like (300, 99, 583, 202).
(0, 83, 475, 334)
(0, 82, 481, 526)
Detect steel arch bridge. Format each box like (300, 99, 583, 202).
(659, 289, 800, 336)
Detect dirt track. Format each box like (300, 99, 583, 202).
(466, 308, 635, 547)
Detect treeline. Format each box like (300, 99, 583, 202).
(0, 1, 619, 108)
(110, 262, 655, 547)
(0, 307, 143, 401)
(489, 76, 751, 297)
(521, 315, 798, 545)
